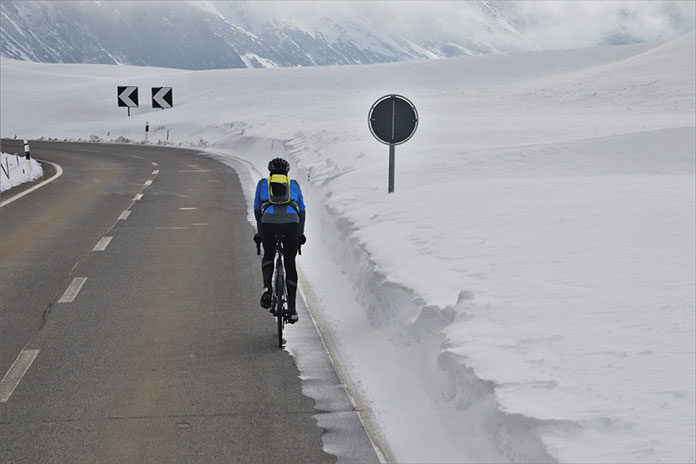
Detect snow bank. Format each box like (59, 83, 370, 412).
(0, 151, 43, 192)
(289, 126, 694, 463)
(1, 31, 694, 462)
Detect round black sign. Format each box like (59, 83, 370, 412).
(368, 94, 418, 145)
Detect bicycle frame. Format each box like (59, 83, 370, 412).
(271, 235, 287, 348)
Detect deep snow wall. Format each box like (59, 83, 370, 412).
(301, 166, 558, 463)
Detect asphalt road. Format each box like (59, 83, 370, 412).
(0, 140, 371, 463)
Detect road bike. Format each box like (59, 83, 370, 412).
(258, 234, 290, 348)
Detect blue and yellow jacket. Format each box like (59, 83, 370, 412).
(254, 177, 306, 233)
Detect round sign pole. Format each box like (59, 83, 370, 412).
(368, 94, 418, 194)
(388, 144, 395, 193)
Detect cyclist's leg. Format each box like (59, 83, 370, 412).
(281, 222, 300, 316)
(261, 223, 279, 288)
(260, 223, 279, 308)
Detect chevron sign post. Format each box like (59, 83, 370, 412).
(152, 87, 173, 109)
(117, 86, 138, 116)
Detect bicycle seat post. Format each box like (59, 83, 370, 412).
(275, 234, 285, 253)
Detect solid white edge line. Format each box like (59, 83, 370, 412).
(93, 236, 113, 251)
(0, 160, 63, 207)
(58, 277, 88, 303)
(0, 349, 40, 402)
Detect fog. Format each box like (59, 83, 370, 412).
(203, 0, 696, 50)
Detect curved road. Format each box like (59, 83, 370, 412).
(0, 140, 374, 463)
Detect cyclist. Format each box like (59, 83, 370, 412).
(253, 157, 306, 323)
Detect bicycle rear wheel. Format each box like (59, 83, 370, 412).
(277, 304, 283, 348)
(275, 258, 285, 348)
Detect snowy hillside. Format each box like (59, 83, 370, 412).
(1, 31, 694, 463)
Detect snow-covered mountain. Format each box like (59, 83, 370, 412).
(0, 0, 503, 69)
(2, 0, 693, 70)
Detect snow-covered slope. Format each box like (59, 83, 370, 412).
(1, 31, 694, 463)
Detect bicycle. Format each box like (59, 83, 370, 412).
(257, 234, 298, 348)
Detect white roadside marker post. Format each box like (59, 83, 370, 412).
(23, 139, 32, 174)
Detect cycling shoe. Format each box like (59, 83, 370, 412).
(260, 288, 272, 309)
(288, 311, 299, 324)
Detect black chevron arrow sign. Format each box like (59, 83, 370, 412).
(152, 87, 173, 109)
(117, 86, 138, 107)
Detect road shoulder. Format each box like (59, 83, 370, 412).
(1, 160, 56, 201)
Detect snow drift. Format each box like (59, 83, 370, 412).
(0, 151, 43, 192)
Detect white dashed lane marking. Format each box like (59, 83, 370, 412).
(93, 236, 112, 251)
(133, 194, 143, 201)
(0, 350, 40, 403)
(192, 223, 209, 226)
(58, 277, 88, 303)
(118, 210, 131, 220)
(151, 161, 158, 166)
(144, 180, 153, 186)
(152, 170, 159, 175)
(155, 226, 189, 230)
(179, 207, 197, 210)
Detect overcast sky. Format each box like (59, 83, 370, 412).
(512, 1, 696, 47)
(202, 0, 696, 50)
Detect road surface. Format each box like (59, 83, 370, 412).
(0, 140, 377, 463)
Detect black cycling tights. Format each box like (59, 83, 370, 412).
(261, 222, 299, 311)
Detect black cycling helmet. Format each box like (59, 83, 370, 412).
(268, 157, 290, 174)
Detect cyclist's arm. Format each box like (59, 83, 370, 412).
(254, 179, 264, 235)
(255, 210, 263, 236)
(298, 211, 305, 236)
(295, 181, 306, 236)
